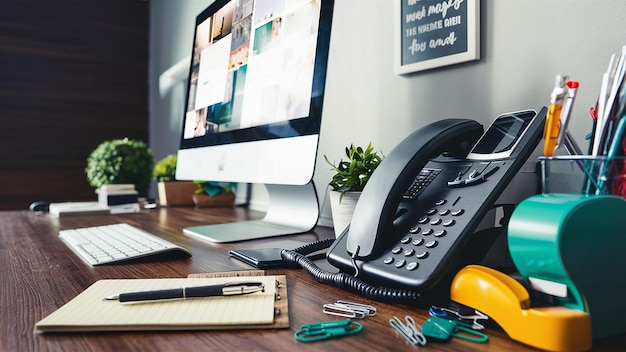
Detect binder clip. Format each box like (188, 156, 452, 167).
(421, 316, 488, 343)
(294, 319, 363, 342)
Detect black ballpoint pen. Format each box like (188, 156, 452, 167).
(104, 281, 265, 302)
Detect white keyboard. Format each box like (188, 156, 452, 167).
(59, 223, 191, 266)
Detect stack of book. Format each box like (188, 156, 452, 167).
(98, 184, 140, 214)
(48, 184, 140, 217)
(49, 202, 110, 217)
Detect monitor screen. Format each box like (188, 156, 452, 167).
(175, 0, 334, 242)
(177, 0, 332, 185)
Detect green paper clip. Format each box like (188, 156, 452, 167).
(422, 317, 488, 343)
(295, 319, 363, 342)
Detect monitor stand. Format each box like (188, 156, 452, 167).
(182, 181, 319, 243)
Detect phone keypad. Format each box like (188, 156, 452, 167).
(383, 197, 466, 272)
(403, 168, 441, 199)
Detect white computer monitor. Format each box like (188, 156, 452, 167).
(176, 0, 334, 242)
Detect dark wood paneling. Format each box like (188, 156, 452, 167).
(0, 0, 149, 210)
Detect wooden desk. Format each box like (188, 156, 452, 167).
(1, 208, 624, 351)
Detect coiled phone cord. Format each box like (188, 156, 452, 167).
(282, 239, 421, 304)
(291, 238, 336, 257)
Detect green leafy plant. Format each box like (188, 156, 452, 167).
(324, 143, 384, 202)
(193, 181, 237, 197)
(85, 138, 154, 196)
(153, 154, 178, 182)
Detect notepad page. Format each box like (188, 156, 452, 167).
(35, 276, 277, 332)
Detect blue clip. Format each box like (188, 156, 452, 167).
(429, 305, 488, 330)
(294, 319, 363, 342)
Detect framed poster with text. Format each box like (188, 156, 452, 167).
(395, 0, 480, 74)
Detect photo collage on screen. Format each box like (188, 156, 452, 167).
(183, 0, 322, 140)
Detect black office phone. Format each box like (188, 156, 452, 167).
(326, 108, 547, 292)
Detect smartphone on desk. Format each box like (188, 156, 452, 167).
(326, 108, 546, 292)
(229, 248, 286, 269)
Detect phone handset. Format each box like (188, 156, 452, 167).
(346, 119, 484, 260)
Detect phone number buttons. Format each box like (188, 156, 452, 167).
(406, 262, 419, 270)
(389, 199, 467, 273)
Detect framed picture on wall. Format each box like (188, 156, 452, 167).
(395, 0, 480, 75)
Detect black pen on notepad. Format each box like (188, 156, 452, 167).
(104, 281, 265, 302)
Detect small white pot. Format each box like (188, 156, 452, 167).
(328, 190, 361, 238)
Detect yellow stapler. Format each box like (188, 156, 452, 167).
(450, 265, 592, 352)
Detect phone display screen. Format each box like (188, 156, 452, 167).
(467, 110, 536, 159)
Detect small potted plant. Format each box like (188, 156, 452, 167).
(153, 154, 198, 206)
(192, 181, 236, 208)
(85, 138, 154, 197)
(324, 143, 383, 237)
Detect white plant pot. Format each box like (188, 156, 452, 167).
(328, 190, 361, 238)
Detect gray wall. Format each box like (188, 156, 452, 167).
(149, 0, 626, 226)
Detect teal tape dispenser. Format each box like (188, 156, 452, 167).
(508, 193, 626, 339)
